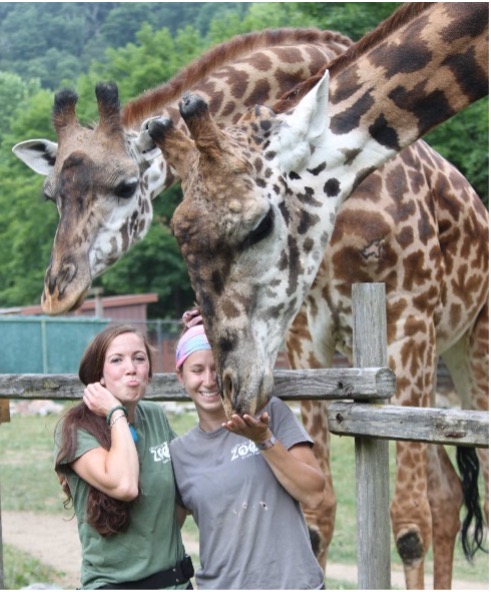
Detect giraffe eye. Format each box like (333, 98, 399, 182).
(43, 180, 55, 202)
(247, 208, 274, 247)
(114, 178, 138, 199)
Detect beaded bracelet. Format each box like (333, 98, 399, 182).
(110, 414, 128, 429)
(106, 405, 128, 425)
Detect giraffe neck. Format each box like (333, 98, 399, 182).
(263, 2, 488, 325)
(122, 28, 351, 129)
(273, 2, 488, 214)
(330, 3, 487, 156)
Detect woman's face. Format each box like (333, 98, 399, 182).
(178, 349, 222, 414)
(102, 332, 150, 405)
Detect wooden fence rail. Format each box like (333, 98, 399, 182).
(329, 403, 489, 447)
(0, 367, 395, 402)
(0, 283, 488, 590)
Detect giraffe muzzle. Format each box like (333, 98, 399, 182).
(221, 365, 274, 418)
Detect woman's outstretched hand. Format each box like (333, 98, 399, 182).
(222, 411, 271, 444)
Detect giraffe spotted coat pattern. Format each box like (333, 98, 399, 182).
(147, 3, 488, 589)
(12, 6, 489, 589)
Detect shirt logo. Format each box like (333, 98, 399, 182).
(149, 441, 171, 463)
(230, 440, 260, 461)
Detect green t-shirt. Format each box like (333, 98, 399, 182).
(55, 401, 187, 590)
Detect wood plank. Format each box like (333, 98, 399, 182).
(0, 400, 10, 424)
(329, 402, 489, 448)
(0, 367, 396, 401)
(351, 283, 391, 590)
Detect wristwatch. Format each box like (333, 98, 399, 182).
(256, 433, 277, 451)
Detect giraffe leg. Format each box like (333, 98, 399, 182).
(300, 400, 336, 571)
(387, 319, 438, 589)
(391, 440, 432, 590)
(442, 301, 489, 551)
(426, 443, 463, 589)
(467, 302, 489, 526)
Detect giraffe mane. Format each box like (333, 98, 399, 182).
(274, 2, 436, 113)
(121, 27, 352, 128)
(327, 2, 434, 78)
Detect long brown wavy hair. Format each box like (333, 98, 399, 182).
(55, 325, 154, 536)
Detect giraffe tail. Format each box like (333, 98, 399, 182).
(456, 446, 487, 561)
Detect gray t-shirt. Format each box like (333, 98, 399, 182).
(170, 396, 325, 590)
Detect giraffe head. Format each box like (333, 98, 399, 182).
(148, 76, 335, 416)
(12, 82, 164, 314)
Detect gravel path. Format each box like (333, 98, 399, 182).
(2, 511, 488, 590)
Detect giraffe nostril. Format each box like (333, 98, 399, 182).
(58, 262, 77, 296)
(222, 370, 235, 402)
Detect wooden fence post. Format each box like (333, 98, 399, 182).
(352, 283, 391, 589)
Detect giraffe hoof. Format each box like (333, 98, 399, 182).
(396, 529, 424, 565)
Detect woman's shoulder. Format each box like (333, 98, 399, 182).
(139, 400, 163, 414)
(268, 397, 313, 444)
(267, 396, 292, 415)
(138, 400, 172, 426)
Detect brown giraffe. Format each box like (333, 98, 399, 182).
(12, 8, 488, 588)
(12, 27, 351, 314)
(146, 3, 489, 589)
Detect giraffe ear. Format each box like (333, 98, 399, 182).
(12, 139, 58, 176)
(271, 71, 330, 172)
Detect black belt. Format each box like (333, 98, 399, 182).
(98, 555, 194, 589)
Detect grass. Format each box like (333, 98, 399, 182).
(0, 401, 488, 589)
(3, 544, 64, 590)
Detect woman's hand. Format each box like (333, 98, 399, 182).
(83, 382, 121, 418)
(222, 411, 271, 444)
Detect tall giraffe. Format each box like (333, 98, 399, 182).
(146, 3, 489, 589)
(12, 27, 351, 314)
(12, 7, 488, 588)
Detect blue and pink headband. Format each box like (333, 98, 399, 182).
(175, 310, 211, 369)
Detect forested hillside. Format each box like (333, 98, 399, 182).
(0, 3, 251, 88)
(0, 2, 487, 318)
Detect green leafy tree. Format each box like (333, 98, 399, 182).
(288, 2, 401, 40)
(0, 87, 59, 307)
(0, 72, 40, 135)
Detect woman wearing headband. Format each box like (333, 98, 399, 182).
(171, 309, 326, 590)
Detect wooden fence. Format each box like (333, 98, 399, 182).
(0, 284, 487, 589)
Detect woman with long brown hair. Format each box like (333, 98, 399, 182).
(55, 324, 193, 590)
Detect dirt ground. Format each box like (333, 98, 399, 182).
(3, 510, 488, 590)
